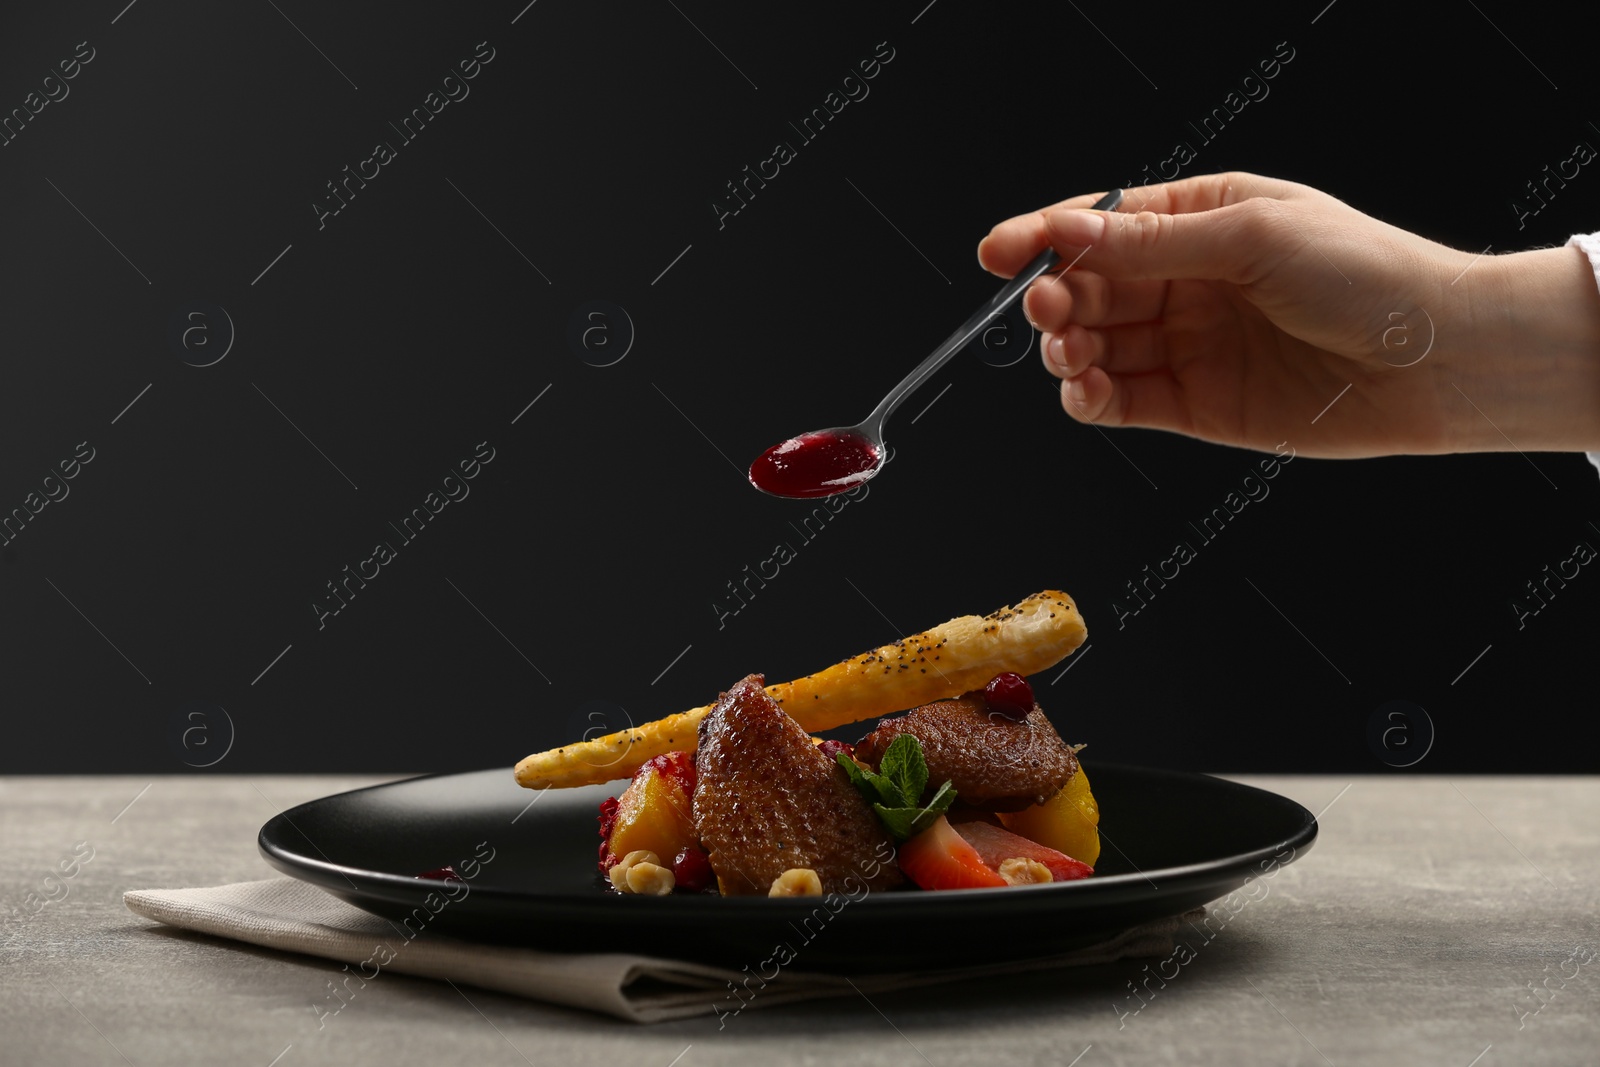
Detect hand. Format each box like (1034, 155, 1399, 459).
(978, 171, 1600, 457)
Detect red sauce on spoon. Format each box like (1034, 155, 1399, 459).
(748, 430, 881, 498)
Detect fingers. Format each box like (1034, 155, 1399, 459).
(1108, 171, 1298, 216)
(982, 171, 1313, 442)
(978, 189, 1112, 278)
(1046, 194, 1300, 286)
(1039, 321, 1170, 379)
(1056, 366, 1192, 435)
(1023, 270, 1168, 330)
(981, 171, 1303, 280)
(1025, 267, 1174, 379)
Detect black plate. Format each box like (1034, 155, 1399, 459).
(259, 765, 1315, 971)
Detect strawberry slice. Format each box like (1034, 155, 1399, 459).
(895, 815, 1007, 890)
(952, 820, 1093, 882)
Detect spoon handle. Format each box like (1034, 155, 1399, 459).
(866, 188, 1124, 429)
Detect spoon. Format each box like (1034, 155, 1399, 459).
(748, 188, 1125, 498)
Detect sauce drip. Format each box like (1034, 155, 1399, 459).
(415, 865, 461, 881)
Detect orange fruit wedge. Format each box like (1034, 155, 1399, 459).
(998, 763, 1100, 866)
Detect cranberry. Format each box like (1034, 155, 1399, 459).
(672, 846, 715, 892)
(597, 796, 622, 875)
(416, 865, 460, 881)
(983, 672, 1035, 721)
(598, 795, 620, 838)
(818, 739, 855, 762)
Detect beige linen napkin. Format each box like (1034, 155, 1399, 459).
(126, 878, 1194, 1024)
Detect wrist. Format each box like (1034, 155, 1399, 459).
(1445, 244, 1600, 453)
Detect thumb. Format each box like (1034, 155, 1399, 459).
(1044, 201, 1280, 285)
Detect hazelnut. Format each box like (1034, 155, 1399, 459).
(768, 868, 824, 897)
(608, 849, 661, 892)
(624, 861, 676, 896)
(999, 858, 1053, 886)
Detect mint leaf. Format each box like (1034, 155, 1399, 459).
(834, 751, 899, 807)
(920, 779, 957, 821)
(872, 808, 925, 841)
(871, 780, 958, 841)
(836, 751, 870, 788)
(878, 735, 927, 806)
(835, 736, 957, 842)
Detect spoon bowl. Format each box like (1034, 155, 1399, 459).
(748, 189, 1123, 499)
(747, 427, 883, 499)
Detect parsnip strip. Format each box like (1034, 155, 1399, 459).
(513, 590, 1086, 789)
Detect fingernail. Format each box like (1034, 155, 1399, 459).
(1048, 209, 1107, 246)
(1047, 335, 1065, 367)
(1066, 378, 1087, 406)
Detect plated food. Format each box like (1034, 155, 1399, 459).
(515, 590, 1098, 897)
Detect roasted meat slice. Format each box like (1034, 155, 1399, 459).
(694, 674, 903, 896)
(854, 695, 1078, 810)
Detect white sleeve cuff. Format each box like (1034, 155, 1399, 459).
(1569, 231, 1600, 289)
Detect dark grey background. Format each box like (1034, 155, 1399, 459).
(2, 0, 1595, 775)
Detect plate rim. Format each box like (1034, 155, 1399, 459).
(257, 763, 1318, 911)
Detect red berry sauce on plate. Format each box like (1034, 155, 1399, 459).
(416, 865, 461, 880)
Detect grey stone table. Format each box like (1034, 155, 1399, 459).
(3, 775, 1597, 1066)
